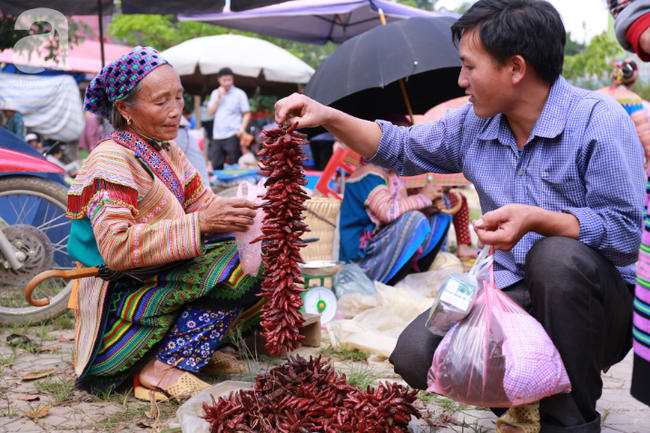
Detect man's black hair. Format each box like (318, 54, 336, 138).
(451, 0, 565, 84)
(218, 67, 234, 77)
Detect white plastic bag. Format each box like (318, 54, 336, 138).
(425, 247, 492, 336)
(234, 179, 266, 276)
(333, 263, 377, 298)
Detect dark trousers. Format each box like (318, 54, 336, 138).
(210, 135, 242, 170)
(389, 237, 634, 432)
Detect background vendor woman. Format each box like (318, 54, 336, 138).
(67, 47, 262, 401)
(339, 161, 451, 285)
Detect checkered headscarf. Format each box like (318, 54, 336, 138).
(83, 46, 169, 119)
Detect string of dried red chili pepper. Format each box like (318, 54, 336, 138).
(201, 355, 422, 433)
(253, 123, 310, 356)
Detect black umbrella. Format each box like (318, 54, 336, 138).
(304, 15, 465, 123)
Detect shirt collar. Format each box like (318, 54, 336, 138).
(477, 76, 572, 143)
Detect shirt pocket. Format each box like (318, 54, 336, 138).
(539, 162, 585, 207)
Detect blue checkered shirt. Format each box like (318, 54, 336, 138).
(370, 77, 645, 287)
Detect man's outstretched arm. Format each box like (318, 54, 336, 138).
(275, 93, 382, 159)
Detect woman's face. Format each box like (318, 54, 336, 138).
(118, 65, 184, 142)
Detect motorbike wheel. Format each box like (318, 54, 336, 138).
(0, 176, 74, 324)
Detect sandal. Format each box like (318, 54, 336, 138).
(495, 403, 540, 433)
(133, 371, 211, 402)
(203, 350, 246, 374)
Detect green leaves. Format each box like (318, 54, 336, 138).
(562, 33, 624, 85)
(0, 12, 89, 66)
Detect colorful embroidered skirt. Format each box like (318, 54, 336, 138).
(354, 211, 451, 284)
(633, 203, 650, 405)
(77, 241, 263, 393)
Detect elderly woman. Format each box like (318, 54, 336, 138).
(66, 47, 262, 401)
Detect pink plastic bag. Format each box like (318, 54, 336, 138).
(427, 246, 571, 407)
(234, 179, 266, 276)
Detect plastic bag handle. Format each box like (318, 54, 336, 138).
(488, 245, 495, 289)
(237, 180, 250, 199)
(468, 244, 493, 279)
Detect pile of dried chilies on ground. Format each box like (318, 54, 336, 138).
(253, 123, 310, 356)
(202, 355, 422, 432)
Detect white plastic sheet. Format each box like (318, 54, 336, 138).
(326, 282, 433, 361)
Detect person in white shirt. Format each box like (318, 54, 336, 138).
(207, 67, 251, 170)
(44, 142, 81, 176)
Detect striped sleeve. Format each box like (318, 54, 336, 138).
(90, 199, 203, 271)
(79, 144, 203, 271)
(366, 181, 433, 224)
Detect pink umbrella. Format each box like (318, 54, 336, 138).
(0, 40, 133, 75)
(414, 95, 470, 124)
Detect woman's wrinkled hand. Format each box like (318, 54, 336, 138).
(198, 198, 257, 234)
(421, 182, 443, 202)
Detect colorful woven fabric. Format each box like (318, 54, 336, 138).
(157, 305, 241, 373)
(84, 46, 169, 120)
(339, 164, 451, 283)
(632, 175, 650, 404)
(402, 173, 470, 188)
(339, 164, 431, 263)
(108, 129, 185, 205)
(69, 137, 218, 378)
(355, 211, 450, 284)
(84, 242, 260, 389)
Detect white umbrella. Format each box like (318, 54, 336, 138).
(162, 34, 315, 96)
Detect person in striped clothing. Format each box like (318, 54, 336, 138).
(608, 0, 650, 407)
(67, 47, 263, 402)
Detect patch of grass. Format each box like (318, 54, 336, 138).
(459, 419, 489, 433)
(469, 209, 482, 223)
(338, 363, 382, 390)
(320, 345, 369, 362)
(6, 333, 37, 353)
(434, 395, 468, 413)
(0, 347, 17, 367)
(91, 389, 115, 403)
(0, 394, 18, 417)
(34, 322, 55, 342)
(601, 408, 611, 426)
(50, 309, 75, 330)
(417, 390, 436, 404)
(7, 320, 31, 336)
(87, 404, 150, 432)
(34, 376, 75, 404)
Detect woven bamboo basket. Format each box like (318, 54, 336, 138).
(301, 197, 341, 262)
